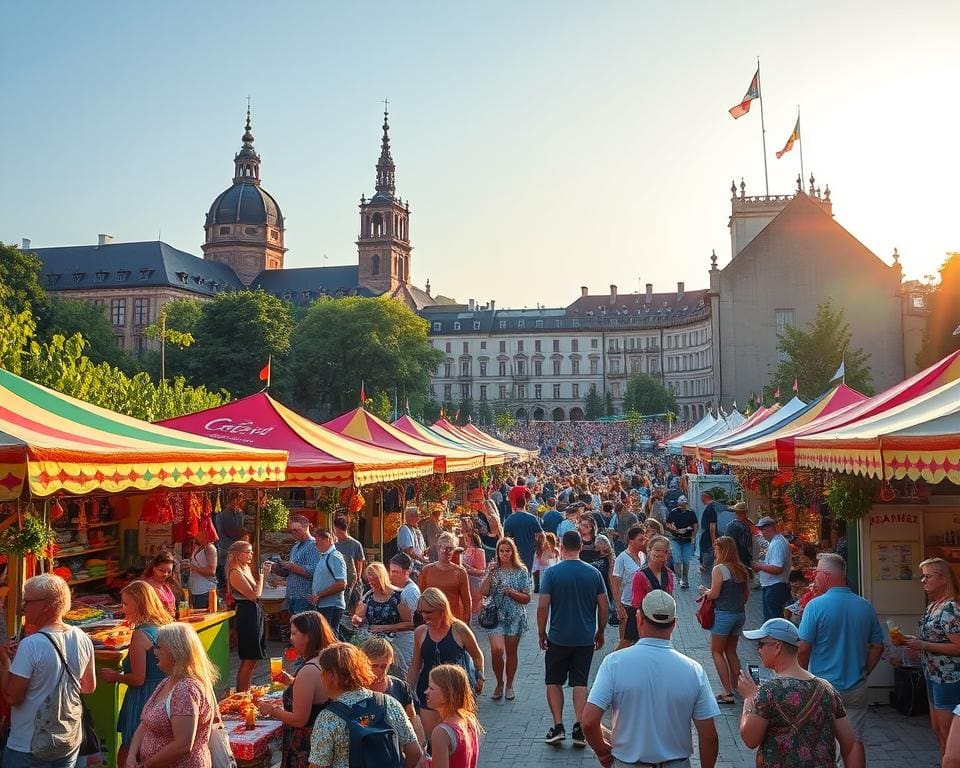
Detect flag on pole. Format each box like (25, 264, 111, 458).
(729, 69, 760, 119)
(258, 357, 271, 387)
(359, 381, 366, 404)
(792, 377, 799, 393)
(830, 359, 845, 382)
(776, 116, 800, 159)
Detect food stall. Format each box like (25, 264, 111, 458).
(0, 368, 288, 768)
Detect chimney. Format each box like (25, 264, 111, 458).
(645, 283, 653, 302)
(581, 286, 588, 297)
(20, 238, 31, 250)
(490, 299, 496, 312)
(609, 284, 617, 304)
(677, 281, 685, 299)
(468, 298, 475, 311)
(98, 234, 114, 247)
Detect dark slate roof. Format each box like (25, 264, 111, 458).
(206, 182, 284, 229)
(30, 241, 245, 296)
(250, 265, 373, 305)
(566, 288, 709, 320)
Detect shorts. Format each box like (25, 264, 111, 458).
(544, 642, 594, 688)
(622, 604, 639, 642)
(711, 609, 746, 636)
(927, 678, 960, 710)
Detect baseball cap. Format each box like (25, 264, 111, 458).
(676, 495, 688, 505)
(641, 590, 677, 625)
(743, 618, 799, 646)
(757, 516, 776, 528)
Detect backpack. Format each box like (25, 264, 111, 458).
(326, 692, 403, 768)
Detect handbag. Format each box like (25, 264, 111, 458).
(164, 684, 237, 768)
(34, 631, 101, 759)
(477, 597, 499, 629)
(695, 594, 716, 630)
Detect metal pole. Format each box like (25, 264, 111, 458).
(798, 106, 805, 189)
(757, 58, 770, 196)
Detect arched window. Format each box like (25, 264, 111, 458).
(372, 213, 384, 238)
(372, 255, 380, 275)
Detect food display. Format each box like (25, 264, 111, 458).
(87, 625, 133, 650)
(63, 606, 105, 625)
(218, 686, 282, 719)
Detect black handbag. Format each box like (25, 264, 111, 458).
(477, 597, 499, 629)
(39, 632, 102, 757)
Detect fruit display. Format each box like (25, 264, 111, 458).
(218, 686, 278, 719)
(87, 626, 133, 650)
(63, 606, 105, 625)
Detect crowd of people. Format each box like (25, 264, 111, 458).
(500, 419, 690, 456)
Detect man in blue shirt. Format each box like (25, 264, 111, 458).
(541, 498, 563, 535)
(537, 530, 609, 748)
(798, 552, 883, 741)
(311, 529, 348, 638)
(504, 504, 544, 572)
(276, 514, 320, 616)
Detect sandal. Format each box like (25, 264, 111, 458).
(505, 687, 516, 700)
(492, 685, 503, 700)
(716, 693, 735, 704)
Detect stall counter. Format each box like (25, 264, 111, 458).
(86, 610, 235, 768)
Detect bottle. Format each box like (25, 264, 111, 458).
(208, 588, 217, 614)
(244, 704, 257, 730)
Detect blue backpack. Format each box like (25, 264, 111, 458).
(325, 693, 402, 768)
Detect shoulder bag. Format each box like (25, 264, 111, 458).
(164, 681, 237, 768)
(695, 593, 715, 630)
(477, 571, 500, 629)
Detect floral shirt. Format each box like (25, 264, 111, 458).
(753, 677, 845, 768)
(920, 599, 960, 683)
(309, 688, 417, 768)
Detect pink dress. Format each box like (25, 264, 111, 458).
(440, 719, 480, 768)
(151, 582, 177, 617)
(139, 677, 214, 768)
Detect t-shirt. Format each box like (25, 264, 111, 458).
(667, 508, 697, 544)
(503, 511, 543, 572)
(613, 550, 646, 605)
(392, 580, 421, 670)
(716, 506, 735, 540)
(758, 534, 791, 587)
(396, 524, 426, 560)
(508, 485, 529, 511)
(798, 587, 883, 691)
(312, 548, 348, 609)
(540, 559, 606, 646)
(8, 626, 96, 752)
(334, 536, 365, 587)
(541, 509, 563, 534)
(724, 518, 753, 567)
(699, 502, 718, 554)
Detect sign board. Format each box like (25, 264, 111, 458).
(139, 522, 172, 556)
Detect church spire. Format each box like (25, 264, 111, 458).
(375, 103, 396, 197)
(233, 103, 261, 185)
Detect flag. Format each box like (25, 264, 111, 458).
(359, 381, 366, 404)
(729, 69, 760, 119)
(830, 359, 845, 382)
(776, 116, 800, 159)
(792, 377, 799, 393)
(774, 385, 781, 399)
(258, 357, 271, 387)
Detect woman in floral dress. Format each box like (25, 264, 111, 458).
(479, 537, 532, 701)
(350, 562, 413, 666)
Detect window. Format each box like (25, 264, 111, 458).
(517, 320, 525, 329)
(462, 342, 469, 354)
(480, 362, 487, 376)
(572, 360, 580, 375)
(534, 360, 542, 376)
(453, 322, 461, 331)
(499, 362, 507, 376)
(372, 254, 381, 275)
(517, 341, 524, 352)
(611, 359, 621, 374)
(499, 384, 507, 400)
(535, 320, 543, 328)
(480, 385, 487, 400)
(775, 309, 795, 333)
(72, 272, 85, 283)
(460, 384, 470, 400)
(219, 226, 231, 235)
(433, 322, 441, 331)
(244, 226, 258, 236)
(444, 384, 452, 400)
(460, 361, 470, 376)
(516, 360, 525, 375)
(444, 363, 452, 377)
(534, 340, 541, 353)
(445, 342, 452, 353)
(110, 299, 126, 327)
(473, 321, 481, 330)
(612, 382, 620, 397)
(133, 298, 150, 326)
(571, 339, 579, 352)
(134, 335, 147, 357)
(115, 335, 125, 349)
(553, 384, 561, 399)
(553, 339, 560, 352)
(591, 339, 598, 349)
(553, 360, 561, 376)
(572, 384, 580, 398)
(499, 341, 506, 353)
(95, 271, 109, 283)
(517, 384, 526, 399)
(138, 269, 153, 281)
(499, 321, 506, 329)
(535, 384, 542, 399)
(116, 270, 130, 282)
(590, 360, 598, 375)
(480, 341, 486, 350)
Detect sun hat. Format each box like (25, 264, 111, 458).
(743, 618, 799, 646)
(730, 501, 748, 513)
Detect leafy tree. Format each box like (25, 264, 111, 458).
(584, 384, 604, 420)
(917, 252, 960, 368)
(288, 296, 443, 418)
(189, 291, 294, 399)
(46, 297, 133, 371)
(457, 396, 475, 425)
(604, 390, 615, 417)
(622, 373, 677, 415)
(422, 398, 441, 423)
(493, 410, 515, 432)
(770, 299, 873, 401)
(625, 409, 644, 446)
(0, 242, 48, 331)
(477, 400, 493, 425)
(143, 298, 202, 380)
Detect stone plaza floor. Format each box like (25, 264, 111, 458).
(249, 580, 941, 768)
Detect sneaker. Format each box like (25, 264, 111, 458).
(545, 724, 566, 745)
(680, 580, 689, 590)
(572, 722, 586, 747)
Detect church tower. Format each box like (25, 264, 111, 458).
(202, 108, 286, 285)
(357, 108, 412, 295)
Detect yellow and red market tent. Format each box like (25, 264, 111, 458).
(459, 422, 540, 462)
(431, 417, 533, 462)
(0, 368, 287, 501)
(393, 415, 507, 466)
(159, 393, 434, 488)
(324, 407, 484, 475)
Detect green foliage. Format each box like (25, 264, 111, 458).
(143, 298, 202, 379)
(260, 497, 290, 533)
(457, 396, 475, 425)
(604, 390, 615, 417)
(771, 299, 873, 401)
(288, 296, 443, 417)
(46, 297, 133, 370)
(707, 486, 729, 503)
(825, 473, 877, 522)
(0, 510, 56, 557)
(189, 291, 294, 398)
(0, 243, 48, 331)
(493, 411, 515, 431)
(584, 384, 604, 420)
(366, 390, 393, 421)
(422, 399, 441, 423)
(477, 400, 493, 425)
(917, 252, 960, 368)
(622, 373, 677, 415)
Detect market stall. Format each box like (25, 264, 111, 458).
(393, 414, 509, 466)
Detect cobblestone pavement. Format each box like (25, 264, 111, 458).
(246, 577, 940, 768)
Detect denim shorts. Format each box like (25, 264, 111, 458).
(711, 609, 746, 636)
(927, 678, 960, 710)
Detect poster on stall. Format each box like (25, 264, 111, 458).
(139, 522, 172, 556)
(872, 542, 921, 581)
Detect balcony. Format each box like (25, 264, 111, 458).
(512, 373, 530, 382)
(458, 374, 473, 381)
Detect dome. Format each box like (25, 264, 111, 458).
(206, 183, 284, 229)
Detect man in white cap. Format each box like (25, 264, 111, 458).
(752, 516, 791, 620)
(582, 590, 720, 768)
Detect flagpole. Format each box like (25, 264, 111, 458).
(797, 105, 805, 187)
(757, 57, 770, 196)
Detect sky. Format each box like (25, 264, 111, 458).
(2, 1, 958, 308)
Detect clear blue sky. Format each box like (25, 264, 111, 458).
(2, 1, 957, 307)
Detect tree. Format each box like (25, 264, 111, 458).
(917, 252, 960, 368)
(457, 396, 475, 425)
(422, 398, 442, 423)
(584, 384, 604, 420)
(0, 243, 48, 331)
(189, 291, 294, 399)
(493, 411, 515, 432)
(46, 297, 133, 371)
(604, 390, 615, 417)
(143, 298, 202, 380)
(477, 400, 493, 425)
(771, 299, 873, 400)
(622, 373, 677, 415)
(625, 409, 644, 447)
(288, 296, 443, 418)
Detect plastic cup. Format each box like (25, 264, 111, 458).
(270, 657, 283, 682)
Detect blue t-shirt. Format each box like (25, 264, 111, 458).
(541, 509, 563, 535)
(798, 586, 883, 691)
(311, 548, 348, 609)
(540, 559, 606, 646)
(504, 511, 543, 571)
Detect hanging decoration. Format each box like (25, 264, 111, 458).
(824, 473, 878, 522)
(0, 504, 56, 558)
(260, 496, 290, 533)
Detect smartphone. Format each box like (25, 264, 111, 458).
(748, 664, 761, 685)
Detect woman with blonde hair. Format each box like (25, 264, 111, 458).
(143, 550, 181, 618)
(227, 539, 267, 691)
(420, 531, 472, 622)
(407, 588, 485, 740)
(101, 581, 173, 766)
(699, 536, 750, 704)
(425, 664, 483, 768)
(360, 635, 425, 744)
(350, 562, 413, 645)
(905, 557, 960, 754)
(479, 537, 532, 700)
(126, 622, 218, 768)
